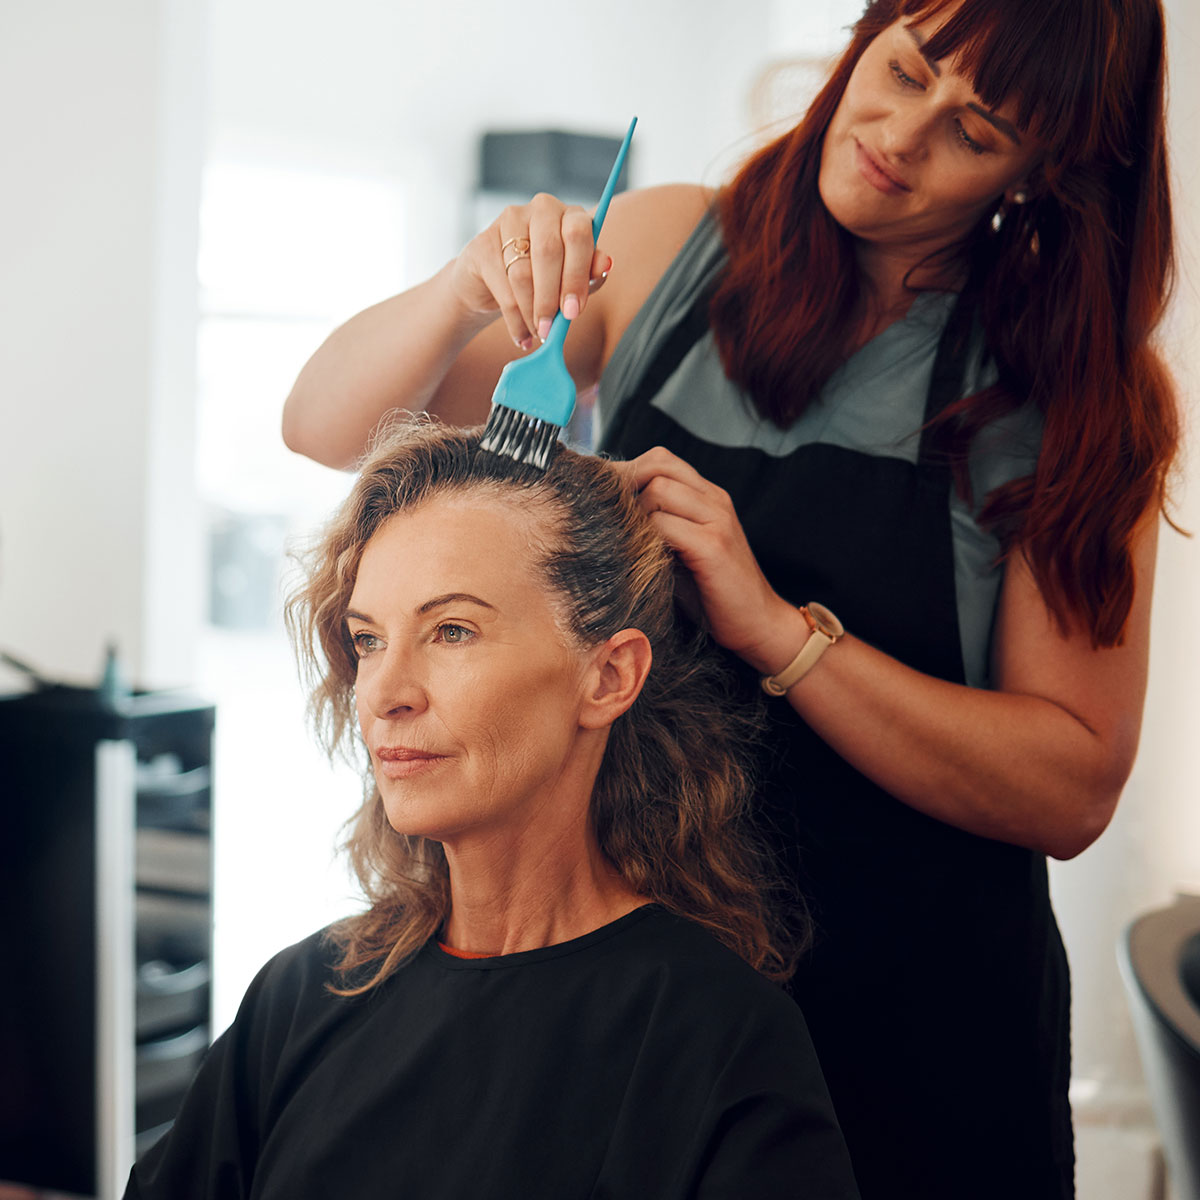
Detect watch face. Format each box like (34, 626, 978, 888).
(807, 602, 843, 639)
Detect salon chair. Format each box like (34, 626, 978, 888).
(1119, 893, 1200, 1200)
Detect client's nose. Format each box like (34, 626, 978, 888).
(360, 647, 429, 719)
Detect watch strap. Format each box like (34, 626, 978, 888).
(760, 604, 844, 697)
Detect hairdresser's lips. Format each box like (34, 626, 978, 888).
(855, 140, 911, 195)
(375, 746, 452, 779)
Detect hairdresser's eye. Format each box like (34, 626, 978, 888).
(889, 60, 924, 90)
(954, 119, 989, 156)
(350, 630, 383, 658)
(435, 623, 475, 645)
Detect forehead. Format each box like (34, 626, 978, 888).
(351, 489, 556, 601)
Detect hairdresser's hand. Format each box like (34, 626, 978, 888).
(450, 193, 612, 352)
(619, 447, 812, 677)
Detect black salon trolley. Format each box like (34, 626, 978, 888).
(0, 685, 216, 1199)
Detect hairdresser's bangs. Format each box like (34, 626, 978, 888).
(899, 0, 1113, 160)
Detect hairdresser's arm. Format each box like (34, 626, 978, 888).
(282, 185, 711, 469)
(624, 446, 1158, 861)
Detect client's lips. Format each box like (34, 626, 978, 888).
(375, 746, 449, 778)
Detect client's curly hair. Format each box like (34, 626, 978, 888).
(286, 416, 803, 992)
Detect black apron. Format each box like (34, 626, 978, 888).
(598, 286, 1075, 1199)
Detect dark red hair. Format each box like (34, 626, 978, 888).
(712, 0, 1178, 647)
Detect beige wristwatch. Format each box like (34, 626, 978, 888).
(760, 602, 845, 696)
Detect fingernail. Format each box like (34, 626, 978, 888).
(537, 317, 552, 341)
(604, 255, 613, 273)
(518, 335, 535, 352)
(562, 294, 580, 320)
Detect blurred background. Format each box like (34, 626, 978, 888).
(1, 1, 1197, 1196)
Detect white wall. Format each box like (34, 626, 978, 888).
(1149, 0, 1200, 902)
(205, 0, 777, 284)
(0, 0, 207, 692)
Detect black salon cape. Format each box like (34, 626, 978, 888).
(124, 906, 859, 1200)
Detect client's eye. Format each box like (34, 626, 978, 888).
(437, 623, 474, 645)
(350, 631, 383, 657)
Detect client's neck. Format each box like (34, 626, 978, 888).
(439, 797, 646, 957)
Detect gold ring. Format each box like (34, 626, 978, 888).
(503, 247, 531, 274)
(501, 235, 530, 254)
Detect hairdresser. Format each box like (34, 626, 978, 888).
(281, 1, 1179, 1195)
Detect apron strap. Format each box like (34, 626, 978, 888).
(917, 288, 978, 468)
(598, 282, 716, 456)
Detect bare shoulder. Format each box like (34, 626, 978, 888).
(600, 183, 715, 252)
(591, 184, 716, 371)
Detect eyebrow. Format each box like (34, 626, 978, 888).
(904, 26, 1023, 146)
(967, 103, 1021, 146)
(345, 593, 497, 625)
(417, 592, 496, 615)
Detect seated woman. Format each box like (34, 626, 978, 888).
(124, 418, 860, 1200)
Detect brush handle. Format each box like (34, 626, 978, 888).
(544, 115, 637, 353)
(591, 116, 637, 240)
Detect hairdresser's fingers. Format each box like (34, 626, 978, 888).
(639, 478, 756, 614)
(632, 470, 757, 595)
(558, 205, 597, 323)
(620, 453, 731, 536)
(622, 445, 716, 497)
(635, 472, 728, 528)
(465, 193, 610, 351)
(489, 194, 572, 346)
(525, 194, 573, 342)
(499, 205, 543, 343)
(452, 214, 536, 349)
(492, 237, 539, 350)
(588, 248, 613, 295)
(623, 452, 801, 669)
(646, 503, 753, 584)
(644, 509, 795, 670)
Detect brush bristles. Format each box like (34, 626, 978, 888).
(477, 404, 563, 471)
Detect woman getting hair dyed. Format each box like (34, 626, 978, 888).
(124, 420, 860, 1200)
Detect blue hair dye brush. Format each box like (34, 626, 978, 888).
(478, 116, 636, 470)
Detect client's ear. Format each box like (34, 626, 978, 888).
(579, 629, 653, 730)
